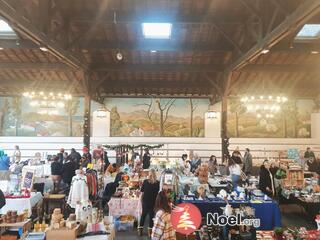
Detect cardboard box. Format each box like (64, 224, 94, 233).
(46, 226, 78, 240)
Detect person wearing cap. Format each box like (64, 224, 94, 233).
(82, 146, 92, 163)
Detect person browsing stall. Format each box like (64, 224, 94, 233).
(259, 160, 276, 197)
(151, 191, 176, 240)
(138, 169, 160, 237)
(143, 148, 151, 169)
(228, 158, 241, 190)
(243, 148, 253, 175)
(51, 156, 63, 192)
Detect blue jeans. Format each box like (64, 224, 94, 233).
(231, 174, 240, 190)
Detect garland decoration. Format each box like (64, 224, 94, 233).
(103, 144, 164, 151)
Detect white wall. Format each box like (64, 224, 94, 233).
(0, 136, 319, 165)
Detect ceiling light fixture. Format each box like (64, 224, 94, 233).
(240, 95, 288, 119)
(23, 91, 72, 115)
(311, 50, 319, 54)
(142, 23, 172, 39)
(39, 46, 49, 52)
(261, 49, 270, 54)
(0, 47, 3, 50)
(116, 52, 123, 61)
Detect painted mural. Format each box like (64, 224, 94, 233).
(92, 98, 210, 137)
(227, 98, 314, 138)
(0, 96, 84, 137)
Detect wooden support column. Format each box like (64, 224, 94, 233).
(221, 72, 232, 162)
(83, 94, 91, 149)
(221, 95, 229, 162)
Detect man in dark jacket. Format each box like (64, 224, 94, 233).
(259, 160, 275, 197)
(57, 148, 65, 164)
(61, 158, 77, 186)
(142, 149, 151, 169)
(69, 148, 81, 168)
(243, 148, 252, 175)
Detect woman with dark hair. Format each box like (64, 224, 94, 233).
(228, 158, 241, 190)
(151, 191, 176, 240)
(138, 169, 160, 237)
(102, 168, 124, 207)
(259, 160, 275, 197)
(208, 155, 218, 175)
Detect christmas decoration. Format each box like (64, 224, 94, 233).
(171, 203, 201, 235)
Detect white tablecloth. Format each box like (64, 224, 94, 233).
(0, 192, 43, 217)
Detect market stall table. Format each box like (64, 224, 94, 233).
(0, 192, 43, 217)
(0, 219, 32, 236)
(180, 198, 281, 230)
(108, 197, 142, 221)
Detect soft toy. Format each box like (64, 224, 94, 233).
(195, 163, 209, 184)
(75, 200, 92, 222)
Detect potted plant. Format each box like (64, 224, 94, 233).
(274, 227, 284, 240)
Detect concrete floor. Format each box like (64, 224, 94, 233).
(116, 204, 315, 240)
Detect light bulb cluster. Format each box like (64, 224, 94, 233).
(37, 109, 59, 115)
(240, 95, 288, 119)
(23, 91, 72, 101)
(22, 91, 72, 115)
(240, 95, 288, 103)
(257, 113, 274, 119)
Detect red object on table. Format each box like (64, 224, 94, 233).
(5, 195, 30, 199)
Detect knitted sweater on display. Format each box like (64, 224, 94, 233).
(67, 174, 89, 208)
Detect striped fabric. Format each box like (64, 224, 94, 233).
(151, 210, 176, 240)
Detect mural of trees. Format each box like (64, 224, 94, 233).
(0, 99, 10, 135)
(227, 98, 313, 138)
(110, 107, 122, 136)
(189, 99, 198, 137)
(228, 98, 246, 137)
(11, 97, 21, 136)
(64, 98, 80, 136)
(139, 98, 176, 136)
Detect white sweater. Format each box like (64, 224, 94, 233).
(67, 174, 89, 208)
(229, 164, 241, 176)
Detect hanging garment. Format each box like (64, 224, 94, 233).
(67, 174, 89, 208)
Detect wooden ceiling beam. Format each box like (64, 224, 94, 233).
(93, 64, 225, 73)
(0, 0, 86, 70)
(226, 0, 320, 72)
(0, 62, 71, 71)
(72, 11, 256, 25)
(6, 38, 320, 54)
(241, 64, 320, 73)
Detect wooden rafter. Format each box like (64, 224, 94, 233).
(226, 0, 320, 72)
(0, 0, 86, 70)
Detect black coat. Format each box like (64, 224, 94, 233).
(259, 165, 275, 196)
(0, 189, 5, 209)
(51, 161, 63, 175)
(61, 161, 77, 185)
(143, 153, 151, 169)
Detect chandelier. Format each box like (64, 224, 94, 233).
(22, 91, 72, 115)
(240, 95, 288, 119)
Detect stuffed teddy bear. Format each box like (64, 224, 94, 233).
(195, 163, 209, 184)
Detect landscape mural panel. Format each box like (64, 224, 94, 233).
(0, 96, 84, 137)
(227, 98, 314, 138)
(94, 98, 210, 137)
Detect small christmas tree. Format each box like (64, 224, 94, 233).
(177, 207, 196, 231)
